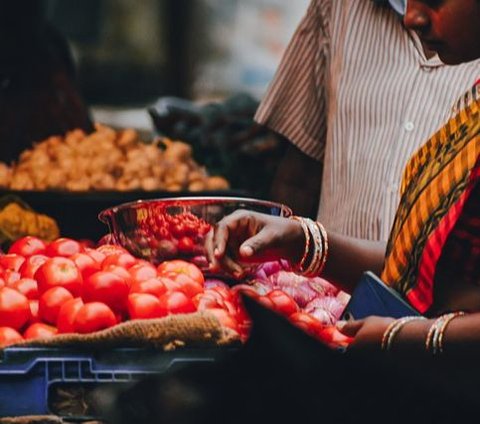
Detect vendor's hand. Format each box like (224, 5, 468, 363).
(336, 316, 394, 351)
(205, 210, 305, 277)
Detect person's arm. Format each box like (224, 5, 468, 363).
(205, 210, 386, 293)
(340, 312, 480, 357)
(269, 143, 322, 219)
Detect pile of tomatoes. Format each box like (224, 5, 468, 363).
(0, 236, 350, 349)
(135, 211, 212, 258)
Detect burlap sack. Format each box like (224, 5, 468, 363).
(0, 417, 63, 424)
(5, 312, 240, 352)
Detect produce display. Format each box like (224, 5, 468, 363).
(0, 124, 229, 192)
(0, 236, 351, 349)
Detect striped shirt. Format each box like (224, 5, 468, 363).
(255, 0, 480, 241)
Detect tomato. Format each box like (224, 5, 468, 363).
(231, 284, 259, 299)
(209, 286, 232, 301)
(28, 300, 40, 324)
(0, 254, 25, 272)
(57, 298, 84, 333)
(10, 278, 38, 300)
(74, 302, 117, 333)
(177, 236, 195, 253)
(46, 238, 83, 257)
(83, 271, 130, 313)
(267, 290, 299, 317)
(0, 278, 4, 289)
(102, 265, 133, 284)
(130, 278, 167, 298)
(78, 239, 96, 249)
(128, 263, 157, 283)
(3, 270, 21, 286)
(102, 252, 137, 270)
(207, 308, 239, 332)
(35, 257, 83, 297)
(84, 248, 106, 264)
(157, 260, 204, 285)
(127, 293, 166, 320)
(163, 273, 203, 298)
(256, 295, 275, 310)
(69, 253, 101, 279)
(317, 326, 354, 348)
(96, 244, 127, 257)
(39, 287, 74, 325)
(289, 312, 325, 338)
(0, 287, 31, 330)
(193, 293, 223, 311)
(23, 323, 58, 340)
(0, 326, 23, 347)
(157, 291, 196, 315)
(19, 254, 49, 278)
(9, 236, 47, 257)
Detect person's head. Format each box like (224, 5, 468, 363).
(404, 0, 480, 65)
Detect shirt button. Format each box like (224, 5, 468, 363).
(404, 121, 415, 132)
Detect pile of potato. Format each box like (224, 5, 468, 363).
(0, 125, 229, 192)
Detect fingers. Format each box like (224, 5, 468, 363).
(336, 319, 365, 338)
(239, 227, 277, 259)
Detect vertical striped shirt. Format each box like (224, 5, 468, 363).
(255, 0, 480, 241)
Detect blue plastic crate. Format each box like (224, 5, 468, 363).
(0, 347, 227, 419)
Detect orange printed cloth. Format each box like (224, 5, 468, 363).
(382, 88, 480, 314)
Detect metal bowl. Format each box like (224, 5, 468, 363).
(98, 197, 292, 269)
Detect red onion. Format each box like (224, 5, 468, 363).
(204, 279, 230, 290)
(308, 277, 339, 297)
(268, 271, 318, 307)
(305, 297, 346, 324)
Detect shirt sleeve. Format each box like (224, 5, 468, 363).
(254, 0, 331, 161)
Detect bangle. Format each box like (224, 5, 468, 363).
(381, 316, 426, 351)
(290, 216, 311, 272)
(316, 221, 329, 275)
(304, 218, 323, 277)
(425, 312, 465, 355)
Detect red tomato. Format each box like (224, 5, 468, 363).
(127, 293, 166, 320)
(160, 277, 183, 292)
(70, 253, 101, 279)
(128, 263, 157, 283)
(267, 290, 299, 317)
(157, 260, 204, 285)
(83, 271, 130, 313)
(130, 278, 167, 298)
(9, 236, 47, 257)
(256, 296, 275, 310)
(0, 254, 25, 272)
(84, 248, 106, 264)
(46, 238, 83, 257)
(10, 278, 38, 300)
(102, 252, 137, 270)
(317, 326, 354, 348)
(79, 239, 96, 249)
(74, 302, 117, 333)
(3, 270, 21, 286)
(209, 286, 232, 300)
(157, 291, 196, 315)
(28, 300, 40, 324)
(289, 312, 325, 338)
(207, 308, 239, 332)
(57, 298, 84, 333)
(0, 326, 23, 347)
(0, 278, 4, 289)
(23, 323, 58, 340)
(0, 287, 31, 330)
(102, 265, 133, 284)
(193, 293, 223, 311)
(164, 273, 203, 298)
(96, 244, 127, 257)
(35, 257, 83, 297)
(177, 236, 195, 253)
(39, 287, 74, 325)
(231, 284, 259, 299)
(19, 254, 49, 278)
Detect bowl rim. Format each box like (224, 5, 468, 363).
(98, 196, 293, 223)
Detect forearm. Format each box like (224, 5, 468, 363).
(322, 232, 386, 293)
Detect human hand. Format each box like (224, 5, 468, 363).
(205, 210, 305, 277)
(336, 316, 394, 351)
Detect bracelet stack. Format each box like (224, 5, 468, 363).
(290, 216, 329, 277)
(425, 312, 465, 355)
(381, 316, 427, 351)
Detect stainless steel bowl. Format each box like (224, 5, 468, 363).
(98, 197, 292, 268)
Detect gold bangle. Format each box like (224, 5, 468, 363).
(290, 216, 311, 272)
(304, 218, 323, 277)
(425, 315, 446, 353)
(437, 312, 465, 355)
(316, 221, 328, 275)
(381, 316, 426, 351)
